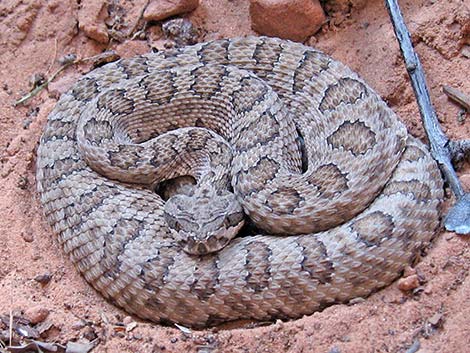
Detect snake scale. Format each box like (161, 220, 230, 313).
(36, 37, 443, 327)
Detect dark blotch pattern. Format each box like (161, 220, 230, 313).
(383, 180, 432, 202)
(41, 120, 76, 143)
(307, 163, 349, 198)
(190, 65, 228, 99)
(140, 246, 177, 295)
(108, 145, 145, 169)
(197, 40, 230, 64)
(235, 157, 280, 197)
(293, 50, 330, 92)
(140, 70, 177, 105)
(185, 129, 212, 151)
(297, 237, 334, 284)
(71, 77, 100, 102)
(351, 211, 394, 247)
(101, 218, 143, 280)
(117, 56, 149, 78)
(327, 120, 376, 156)
(96, 89, 135, 115)
(244, 241, 272, 292)
(252, 39, 282, 78)
(231, 76, 269, 113)
(233, 110, 280, 151)
(83, 118, 114, 144)
(266, 186, 303, 214)
(402, 145, 426, 162)
(319, 78, 368, 112)
(189, 256, 220, 301)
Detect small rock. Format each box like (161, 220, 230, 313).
(25, 306, 49, 324)
(144, 0, 199, 22)
(272, 319, 284, 331)
(428, 313, 444, 327)
(81, 23, 108, 44)
(398, 274, 420, 291)
(82, 325, 98, 341)
(34, 273, 52, 285)
(133, 333, 143, 340)
(162, 18, 199, 46)
(122, 316, 133, 325)
(66, 339, 97, 353)
(249, 0, 326, 42)
(58, 53, 78, 66)
(17, 176, 29, 189)
(348, 297, 366, 305)
(36, 321, 54, 337)
(403, 266, 417, 277)
(71, 320, 87, 330)
(47, 0, 61, 12)
(423, 284, 433, 295)
(22, 118, 32, 129)
(21, 230, 34, 243)
(126, 321, 138, 332)
(461, 46, 470, 58)
(445, 232, 455, 240)
(29, 73, 46, 89)
(3, 83, 12, 95)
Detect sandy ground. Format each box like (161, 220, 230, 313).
(0, 0, 469, 352)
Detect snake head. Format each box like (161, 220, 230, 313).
(163, 185, 245, 256)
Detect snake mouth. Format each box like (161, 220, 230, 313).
(173, 220, 245, 256)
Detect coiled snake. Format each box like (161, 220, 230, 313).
(36, 37, 443, 327)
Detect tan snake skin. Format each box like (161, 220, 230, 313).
(36, 37, 443, 327)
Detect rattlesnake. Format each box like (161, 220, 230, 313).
(36, 36, 443, 327)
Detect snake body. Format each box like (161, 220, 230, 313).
(36, 37, 443, 327)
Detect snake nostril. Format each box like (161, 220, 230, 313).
(196, 242, 207, 254)
(225, 211, 244, 227)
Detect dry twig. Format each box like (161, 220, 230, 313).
(385, 0, 469, 234)
(443, 85, 470, 111)
(13, 51, 121, 107)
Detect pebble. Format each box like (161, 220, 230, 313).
(71, 320, 87, 330)
(123, 316, 134, 325)
(428, 313, 444, 327)
(162, 18, 199, 46)
(397, 274, 420, 291)
(249, 0, 326, 42)
(25, 306, 49, 324)
(144, 0, 199, 22)
(403, 266, 417, 277)
(82, 325, 98, 341)
(21, 230, 34, 243)
(34, 273, 52, 285)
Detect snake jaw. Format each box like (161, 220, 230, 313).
(163, 188, 245, 255)
(172, 220, 245, 256)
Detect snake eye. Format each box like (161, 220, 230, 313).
(165, 215, 181, 231)
(225, 211, 244, 227)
